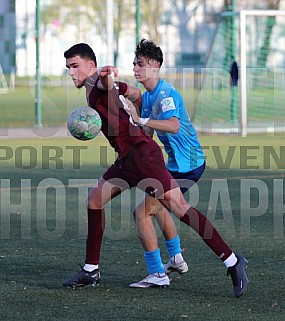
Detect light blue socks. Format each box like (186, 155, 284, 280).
(144, 248, 165, 274)
(164, 235, 182, 258)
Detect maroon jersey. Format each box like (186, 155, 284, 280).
(85, 73, 152, 158)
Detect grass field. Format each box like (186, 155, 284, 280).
(0, 86, 87, 127)
(2, 76, 285, 130)
(0, 134, 284, 321)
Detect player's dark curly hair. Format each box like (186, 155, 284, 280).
(135, 39, 163, 67)
(64, 43, 97, 65)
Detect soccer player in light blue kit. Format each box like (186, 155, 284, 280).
(140, 56, 206, 270)
(125, 39, 248, 297)
(141, 73, 205, 177)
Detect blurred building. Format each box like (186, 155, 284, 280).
(0, 0, 16, 74)
(1, 0, 285, 78)
(14, 0, 109, 77)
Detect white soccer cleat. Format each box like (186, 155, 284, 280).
(164, 258, 189, 274)
(129, 273, 170, 288)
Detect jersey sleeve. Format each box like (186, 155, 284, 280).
(160, 95, 180, 120)
(141, 93, 150, 118)
(116, 81, 128, 96)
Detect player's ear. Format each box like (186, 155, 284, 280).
(89, 60, 96, 68)
(154, 61, 160, 68)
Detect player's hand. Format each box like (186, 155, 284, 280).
(119, 96, 139, 126)
(123, 98, 140, 124)
(98, 65, 119, 78)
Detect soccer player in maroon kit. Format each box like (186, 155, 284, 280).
(63, 43, 248, 297)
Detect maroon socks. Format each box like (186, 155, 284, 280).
(180, 207, 232, 261)
(85, 208, 105, 265)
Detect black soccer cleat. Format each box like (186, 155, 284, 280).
(227, 255, 249, 298)
(63, 266, 101, 289)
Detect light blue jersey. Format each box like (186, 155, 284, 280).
(141, 79, 205, 173)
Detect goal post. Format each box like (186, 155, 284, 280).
(193, 10, 285, 136)
(240, 10, 285, 137)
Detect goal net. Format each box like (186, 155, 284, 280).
(193, 10, 285, 136)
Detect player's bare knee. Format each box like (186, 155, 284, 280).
(133, 208, 147, 223)
(87, 195, 102, 209)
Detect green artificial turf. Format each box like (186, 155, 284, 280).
(0, 135, 284, 320)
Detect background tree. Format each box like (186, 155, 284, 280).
(170, 0, 195, 53)
(140, 0, 163, 44)
(41, 0, 102, 42)
(168, 0, 222, 66)
(41, 0, 134, 64)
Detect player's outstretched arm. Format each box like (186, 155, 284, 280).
(122, 98, 141, 124)
(97, 65, 118, 91)
(124, 99, 179, 134)
(124, 85, 142, 114)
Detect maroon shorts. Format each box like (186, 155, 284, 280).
(103, 141, 178, 197)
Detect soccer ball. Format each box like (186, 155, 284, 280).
(67, 106, 102, 140)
